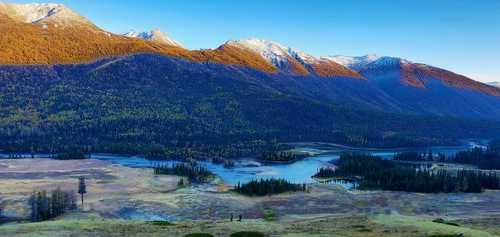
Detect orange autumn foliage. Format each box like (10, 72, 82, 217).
(0, 14, 277, 73)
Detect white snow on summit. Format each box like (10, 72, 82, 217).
(0, 2, 91, 25)
(328, 54, 411, 70)
(123, 30, 140, 38)
(123, 29, 184, 48)
(226, 38, 324, 67)
(327, 54, 381, 70)
(226, 38, 293, 66)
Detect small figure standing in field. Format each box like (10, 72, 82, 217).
(230, 213, 234, 222)
(238, 214, 242, 222)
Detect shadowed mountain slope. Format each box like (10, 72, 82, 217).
(1, 54, 499, 153)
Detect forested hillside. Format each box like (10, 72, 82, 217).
(1, 54, 499, 155)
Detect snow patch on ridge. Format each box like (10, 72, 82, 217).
(123, 29, 184, 48)
(328, 54, 413, 70)
(327, 54, 381, 70)
(226, 38, 293, 66)
(0, 3, 91, 25)
(226, 38, 325, 67)
(489, 82, 500, 88)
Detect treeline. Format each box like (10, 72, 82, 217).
(320, 153, 500, 193)
(234, 178, 306, 196)
(153, 163, 213, 183)
(361, 168, 499, 193)
(393, 140, 500, 170)
(489, 139, 500, 152)
(259, 151, 308, 163)
(28, 188, 77, 222)
(393, 151, 445, 162)
(143, 141, 291, 161)
(54, 150, 89, 160)
(313, 167, 338, 179)
(453, 148, 500, 170)
(211, 156, 235, 168)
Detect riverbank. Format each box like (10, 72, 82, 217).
(289, 140, 485, 154)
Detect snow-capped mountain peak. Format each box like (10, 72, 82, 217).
(226, 38, 294, 66)
(326, 54, 382, 70)
(327, 54, 414, 71)
(123, 29, 184, 48)
(226, 38, 325, 67)
(225, 38, 363, 77)
(0, 2, 92, 26)
(370, 56, 409, 67)
(123, 30, 139, 38)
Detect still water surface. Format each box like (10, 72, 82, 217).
(90, 141, 485, 185)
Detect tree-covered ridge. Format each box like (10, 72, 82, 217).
(0, 54, 499, 156)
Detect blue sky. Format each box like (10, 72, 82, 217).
(11, 0, 500, 82)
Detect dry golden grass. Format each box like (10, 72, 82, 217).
(310, 60, 365, 79)
(400, 62, 500, 96)
(0, 13, 373, 79)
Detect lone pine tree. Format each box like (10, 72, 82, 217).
(78, 177, 87, 208)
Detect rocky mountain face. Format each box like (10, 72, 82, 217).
(0, 2, 93, 26)
(123, 29, 184, 48)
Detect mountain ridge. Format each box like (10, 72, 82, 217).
(0, 2, 94, 27)
(332, 55, 500, 96)
(0, 1, 498, 109)
(2, 1, 497, 96)
(123, 29, 184, 48)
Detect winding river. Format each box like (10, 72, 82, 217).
(89, 140, 487, 185)
(0, 140, 486, 186)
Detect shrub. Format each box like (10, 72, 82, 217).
(230, 231, 265, 237)
(432, 218, 460, 227)
(147, 220, 174, 226)
(262, 208, 276, 221)
(184, 234, 215, 237)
